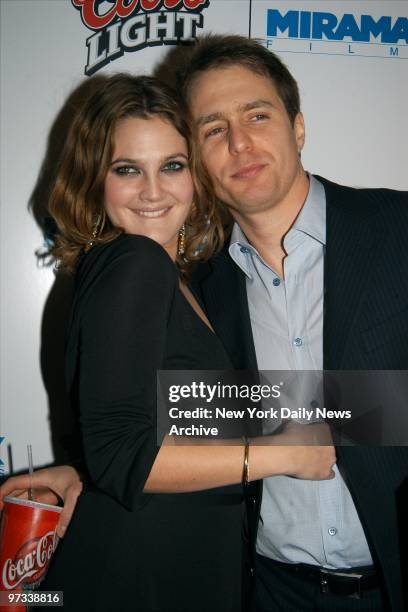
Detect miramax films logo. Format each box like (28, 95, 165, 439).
(72, 0, 210, 75)
(266, 8, 408, 59)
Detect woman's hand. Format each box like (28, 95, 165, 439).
(0, 465, 83, 538)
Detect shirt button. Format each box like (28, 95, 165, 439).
(293, 337, 303, 347)
(240, 246, 250, 254)
(272, 278, 281, 287)
(328, 527, 337, 536)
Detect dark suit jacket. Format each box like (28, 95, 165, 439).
(190, 176, 408, 612)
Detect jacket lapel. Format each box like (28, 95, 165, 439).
(319, 176, 382, 369)
(190, 249, 258, 371)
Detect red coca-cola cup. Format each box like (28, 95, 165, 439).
(0, 496, 61, 611)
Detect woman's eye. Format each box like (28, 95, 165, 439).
(162, 161, 186, 172)
(113, 166, 139, 175)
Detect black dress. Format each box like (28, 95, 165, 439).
(37, 235, 243, 612)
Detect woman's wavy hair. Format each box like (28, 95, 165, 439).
(49, 73, 225, 275)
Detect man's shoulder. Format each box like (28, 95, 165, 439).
(315, 175, 408, 211)
(315, 176, 408, 227)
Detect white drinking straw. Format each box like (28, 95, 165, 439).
(27, 444, 34, 501)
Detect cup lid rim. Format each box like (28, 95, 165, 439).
(4, 495, 62, 513)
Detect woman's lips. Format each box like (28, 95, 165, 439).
(231, 163, 266, 180)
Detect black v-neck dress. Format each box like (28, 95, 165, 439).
(36, 234, 243, 612)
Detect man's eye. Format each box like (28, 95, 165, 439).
(113, 166, 139, 175)
(251, 114, 268, 121)
(162, 161, 186, 172)
(205, 126, 225, 139)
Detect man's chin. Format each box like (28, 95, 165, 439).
(224, 197, 276, 218)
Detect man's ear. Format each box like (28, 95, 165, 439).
(294, 112, 305, 154)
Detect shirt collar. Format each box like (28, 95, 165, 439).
(228, 223, 254, 278)
(291, 174, 326, 246)
(228, 174, 326, 277)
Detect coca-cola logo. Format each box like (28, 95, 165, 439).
(72, 0, 210, 75)
(2, 531, 58, 590)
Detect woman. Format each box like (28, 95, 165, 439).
(3, 74, 334, 612)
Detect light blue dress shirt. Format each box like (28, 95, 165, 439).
(229, 175, 373, 569)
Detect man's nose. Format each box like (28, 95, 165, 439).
(228, 125, 253, 155)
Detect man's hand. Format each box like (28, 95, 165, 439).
(263, 421, 336, 480)
(0, 465, 83, 538)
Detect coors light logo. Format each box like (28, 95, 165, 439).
(72, 0, 210, 75)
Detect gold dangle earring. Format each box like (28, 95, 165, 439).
(177, 223, 186, 256)
(85, 212, 104, 252)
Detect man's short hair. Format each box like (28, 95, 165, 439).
(178, 34, 301, 125)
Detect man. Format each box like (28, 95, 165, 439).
(1, 33, 407, 612)
(176, 35, 408, 611)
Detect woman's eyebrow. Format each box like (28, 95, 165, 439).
(110, 157, 138, 165)
(162, 153, 189, 161)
